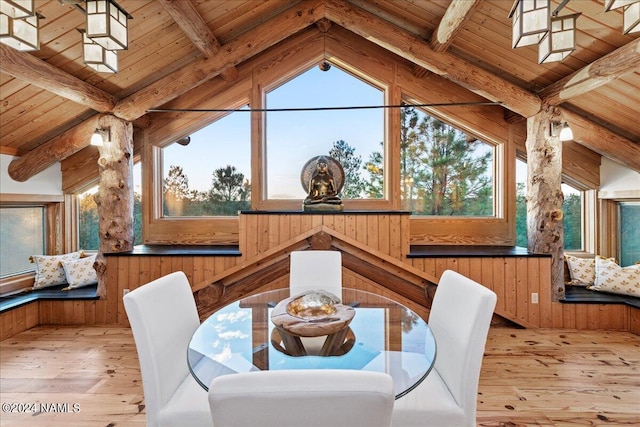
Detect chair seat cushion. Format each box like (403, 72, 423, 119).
(392, 369, 466, 427)
(157, 374, 212, 427)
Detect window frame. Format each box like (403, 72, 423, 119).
(0, 194, 64, 295)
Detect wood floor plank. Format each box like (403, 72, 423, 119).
(1, 325, 638, 426)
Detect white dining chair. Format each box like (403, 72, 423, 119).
(289, 250, 342, 298)
(123, 271, 212, 427)
(208, 369, 395, 427)
(392, 269, 497, 427)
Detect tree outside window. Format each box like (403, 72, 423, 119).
(400, 105, 494, 216)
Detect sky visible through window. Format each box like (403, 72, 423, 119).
(162, 66, 384, 197)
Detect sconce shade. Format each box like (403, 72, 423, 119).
(0, 0, 33, 19)
(559, 123, 573, 141)
(91, 128, 110, 146)
(86, 0, 128, 51)
(81, 30, 117, 73)
(91, 130, 104, 146)
(509, 0, 550, 48)
(0, 12, 38, 51)
(539, 13, 579, 64)
(604, 0, 637, 11)
(623, 2, 640, 33)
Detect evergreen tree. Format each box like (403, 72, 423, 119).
(364, 143, 384, 198)
(329, 140, 365, 198)
(400, 106, 492, 216)
(163, 165, 191, 216)
(206, 165, 251, 215)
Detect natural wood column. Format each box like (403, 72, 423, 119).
(525, 108, 564, 301)
(94, 115, 134, 298)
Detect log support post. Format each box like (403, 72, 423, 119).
(525, 107, 565, 301)
(93, 115, 134, 298)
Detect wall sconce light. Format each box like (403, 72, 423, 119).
(85, 0, 131, 51)
(623, 2, 640, 33)
(508, 0, 550, 48)
(80, 29, 117, 73)
(0, 0, 34, 19)
(0, 11, 39, 51)
(551, 122, 573, 141)
(91, 128, 110, 146)
(538, 13, 580, 63)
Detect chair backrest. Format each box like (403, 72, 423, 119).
(289, 250, 342, 298)
(123, 271, 200, 427)
(428, 269, 497, 420)
(208, 369, 395, 427)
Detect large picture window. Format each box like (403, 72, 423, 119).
(401, 106, 494, 216)
(264, 66, 385, 201)
(0, 206, 44, 277)
(619, 202, 640, 267)
(161, 109, 251, 216)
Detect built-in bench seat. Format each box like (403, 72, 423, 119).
(561, 285, 640, 309)
(0, 284, 99, 313)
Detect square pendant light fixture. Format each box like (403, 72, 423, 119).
(623, 2, 640, 33)
(80, 29, 117, 73)
(0, 0, 33, 19)
(538, 13, 580, 63)
(509, 0, 550, 48)
(0, 11, 38, 51)
(604, 0, 637, 11)
(85, 0, 130, 51)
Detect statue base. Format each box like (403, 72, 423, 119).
(303, 203, 344, 212)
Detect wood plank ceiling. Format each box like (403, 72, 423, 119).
(1, 0, 639, 181)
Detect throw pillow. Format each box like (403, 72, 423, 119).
(61, 255, 98, 290)
(589, 256, 640, 298)
(565, 254, 595, 286)
(31, 251, 83, 289)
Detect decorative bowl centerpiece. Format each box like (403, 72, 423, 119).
(271, 290, 355, 338)
(286, 290, 341, 320)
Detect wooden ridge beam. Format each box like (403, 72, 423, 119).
(114, 0, 324, 121)
(562, 107, 640, 172)
(539, 39, 640, 106)
(158, 0, 239, 82)
(429, 0, 481, 53)
(324, 0, 542, 118)
(0, 44, 117, 113)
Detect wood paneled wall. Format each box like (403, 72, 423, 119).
(2, 213, 637, 340)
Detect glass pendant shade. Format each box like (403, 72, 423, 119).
(82, 31, 118, 73)
(0, 0, 33, 19)
(0, 12, 38, 51)
(539, 13, 579, 64)
(509, 0, 550, 48)
(86, 0, 128, 51)
(604, 0, 637, 11)
(623, 2, 640, 33)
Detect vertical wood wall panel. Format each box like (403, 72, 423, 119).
(3, 213, 634, 339)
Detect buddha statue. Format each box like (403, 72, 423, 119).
(302, 156, 343, 211)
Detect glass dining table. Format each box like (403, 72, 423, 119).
(188, 288, 436, 399)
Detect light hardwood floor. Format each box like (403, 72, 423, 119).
(1, 325, 638, 426)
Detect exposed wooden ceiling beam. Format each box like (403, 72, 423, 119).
(0, 44, 117, 113)
(157, 0, 239, 82)
(8, 116, 100, 182)
(324, 0, 639, 172)
(562, 108, 640, 172)
(114, 0, 324, 121)
(539, 39, 640, 106)
(429, 0, 481, 53)
(324, 0, 542, 118)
